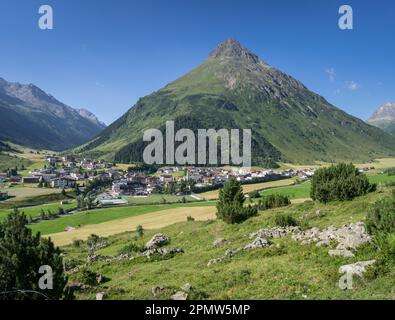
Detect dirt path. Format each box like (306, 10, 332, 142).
(47, 206, 217, 246)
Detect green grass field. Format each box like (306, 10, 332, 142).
(261, 181, 311, 199)
(0, 201, 77, 221)
(63, 188, 395, 300)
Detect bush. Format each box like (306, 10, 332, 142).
(136, 225, 144, 238)
(384, 167, 395, 176)
(274, 214, 299, 227)
(72, 239, 83, 248)
(217, 203, 258, 224)
(216, 178, 257, 224)
(118, 242, 145, 255)
(77, 269, 98, 286)
(310, 163, 376, 203)
(248, 190, 261, 199)
(366, 191, 395, 261)
(258, 194, 291, 210)
(366, 191, 395, 235)
(187, 216, 195, 222)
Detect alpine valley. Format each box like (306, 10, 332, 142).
(77, 39, 395, 166)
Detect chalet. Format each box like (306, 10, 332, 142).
(22, 176, 41, 184)
(112, 181, 147, 196)
(160, 174, 173, 183)
(62, 155, 76, 162)
(51, 178, 76, 189)
(0, 173, 7, 182)
(0, 191, 8, 200)
(8, 176, 21, 182)
(33, 173, 57, 181)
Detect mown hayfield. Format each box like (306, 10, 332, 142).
(1, 186, 62, 202)
(30, 201, 215, 236)
(198, 178, 297, 200)
(47, 206, 216, 246)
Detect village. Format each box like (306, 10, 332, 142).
(0, 154, 316, 205)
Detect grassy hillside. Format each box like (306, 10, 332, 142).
(62, 188, 395, 300)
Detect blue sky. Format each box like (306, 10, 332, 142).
(0, 0, 394, 124)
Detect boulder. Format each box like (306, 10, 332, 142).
(328, 249, 354, 258)
(249, 226, 299, 239)
(181, 283, 192, 293)
(96, 292, 105, 300)
(145, 233, 169, 250)
(170, 291, 188, 300)
(243, 237, 269, 250)
(151, 286, 166, 298)
(213, 238, 226, 248)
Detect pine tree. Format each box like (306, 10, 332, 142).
(0, 209, 72, 300)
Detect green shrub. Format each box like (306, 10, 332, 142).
(72, 239, 83, 248)
(77, 269, 98, 286)
(366, 191, 395, 261)
(366, 191, 395, 235)
(118, 242, 145, 255)
(217, 203, 258, 224)
(258, 194, 291, 210)
(248, 190, 261, 199)
(310, 163, 376, 203)
(384, 167, 395, 176)
(274, 214, 299, 227)
(136, 225, 144, 238)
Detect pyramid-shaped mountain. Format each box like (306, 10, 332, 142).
(78, 39, 395, 165)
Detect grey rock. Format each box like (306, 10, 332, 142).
(170, 291, 188, 300)
(249, 226, 299, 239)
(96, 292, 105, 300)
(213, 238, 227, 247)
(152, 286, 166, 298)
(328, 249, 354, 258)
(145, 233, 169, 250)
(293, 222, 371, 250)
(243, 237, 270, 250)
(181, 283, 192, 292)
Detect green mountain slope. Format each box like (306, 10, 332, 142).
(368, 103, 395, 135)
(78, 39, 395, 165)
(0, 78, 106, 151)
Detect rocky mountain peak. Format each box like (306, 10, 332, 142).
(209, 38, 261, 64)
(369, 102, 395, 121)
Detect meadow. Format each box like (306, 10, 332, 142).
(64, 188, 395, 300)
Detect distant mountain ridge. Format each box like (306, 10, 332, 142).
(0, 77, 106, 151)
(75, 38, 395, 165)
(368, 103, 395, 135)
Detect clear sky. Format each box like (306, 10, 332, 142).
(0, 0, 394, 124)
